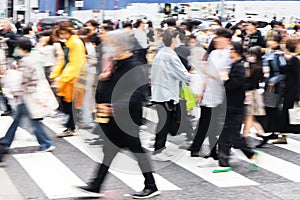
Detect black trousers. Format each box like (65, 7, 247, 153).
(190, 106, 223, 159)
(178, 100, 194, 141)
(61, 97, 75, 130)
(89, 119, 156, 190)
(218, 109, 255, 167)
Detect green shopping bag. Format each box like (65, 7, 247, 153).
(180, 86, 197, 111)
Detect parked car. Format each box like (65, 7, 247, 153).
(36, 16, 84, 32)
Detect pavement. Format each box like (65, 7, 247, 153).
(0, 167, 23, 200)
(0, 106, 300, 200)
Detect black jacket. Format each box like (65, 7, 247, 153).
(224, 59, 245, 112)
(249, 30, 266, 48)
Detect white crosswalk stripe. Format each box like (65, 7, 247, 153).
(1, 114, 300, 199)
(42, 117, 181, 192)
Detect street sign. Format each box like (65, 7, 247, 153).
(75, 1, 84, 8)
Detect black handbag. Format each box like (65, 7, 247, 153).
(165, 101, 181, 136)
(263, 87, 281, 108)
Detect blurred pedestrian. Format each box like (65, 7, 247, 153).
(213, 41, 258, 173)
(23, 26, 37, 47)
(85, 19, 100, 46)
(0, 19, 17, 59)
(190, 28, 230, 166)
(245, 20, 266, 49)
(35, 30, 56, 84)
(50, 21, 86, 137)
(151, 28, 193, 161)
(274, 36, 300, 140)
(75, 27, 97, 129)
(0, 38, 55, 156)
(242, 46, 266, 143)
(78, 29, 160, 199)
(134, 19, 149, 64)
(262, 33, 287, 143)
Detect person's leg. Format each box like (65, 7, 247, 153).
(129, 138, 159, 198)
(153, 103, 173, 153)
(252, 120, 265, 136)
(81, 124, 119, 192)
(206, 105, 224, 160)
(64, 100, 75, 131)
(80, 70, 94, 127)
(231, 112, 256, 161)
(56, 100, 75, 137)
(243, 115, 254, 137)
(28, 115, 52, 151)
(178, 100, 194, 141)
(189, 106, 211, 155)
(0, 104, 24, 147)
(216, 111, 234, 169)
(129, 138, 155, 185)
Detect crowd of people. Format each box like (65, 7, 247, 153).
(0, 15, 299, 198)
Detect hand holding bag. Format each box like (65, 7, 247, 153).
(289, 101, 300, 125)
(180, 85, 197, 111)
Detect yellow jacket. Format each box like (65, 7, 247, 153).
(50, 35, 86, 102)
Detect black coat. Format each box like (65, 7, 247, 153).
(96, 56, 148, 126)
(282, 56, 300, 132)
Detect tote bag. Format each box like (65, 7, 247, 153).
(263, 87, 281, 108)
(180, 86, 197, 111)
(24, 79, 59, 119)
(23, 50, 59, 119)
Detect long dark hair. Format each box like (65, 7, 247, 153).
(247, 46, 264, 81)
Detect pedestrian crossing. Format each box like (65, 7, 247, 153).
(1, 114, 300, 199)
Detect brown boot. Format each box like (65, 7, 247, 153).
(272, 135, 287, 144)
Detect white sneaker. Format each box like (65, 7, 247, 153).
(152, 150, 172, 161)
(197, 158, 218, 167)
(43, 146, 56, 152)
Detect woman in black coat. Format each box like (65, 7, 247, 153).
(280, 37, 300, 134)
(78, 30, 159, 199)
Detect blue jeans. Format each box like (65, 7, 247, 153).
(0, 103, 52, 150)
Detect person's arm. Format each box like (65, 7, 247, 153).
(168, 54, 192, 83)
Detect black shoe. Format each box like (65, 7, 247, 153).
(132, 187, 160, 199)
(256, 136, 269, 148)
(77, 185, 100, 193)
(0, 110, 12, 116)
(267, 133, 279, 140)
